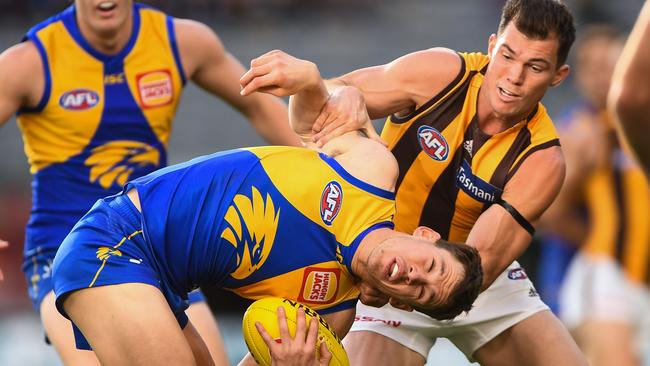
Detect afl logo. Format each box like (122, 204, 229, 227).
(59, 89, 100, 110)
(320, 181, 343, 226)
(418, 125, 449, 161)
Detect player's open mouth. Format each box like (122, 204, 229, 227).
(98, 1, 117, 12)
(387, 258, 403, 282)
(498, 87, 520, 101)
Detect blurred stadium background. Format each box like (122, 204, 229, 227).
(0, 0, 645, 364)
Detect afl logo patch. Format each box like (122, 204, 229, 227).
(418, 125, 449, 161)
(137, 69, 173, 108)
(507, 268, 528, 280)
(320, 181, 343, 226)
(59, 89, 100, 110)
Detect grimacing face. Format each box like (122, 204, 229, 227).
(482, 22, 570, 124)
(365, 234, 465, 310)
(75, 0, 133, 37)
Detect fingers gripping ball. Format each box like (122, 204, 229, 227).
(242, 297, 349, 366)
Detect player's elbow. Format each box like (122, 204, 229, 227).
(609, 78, 650, 125)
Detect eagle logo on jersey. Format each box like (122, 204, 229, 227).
(59, 89, 100, 110)
(418, 125, 449, 161)
(320, 181, 343, 226)
(85, 140, 160, 189)
(96, 247, 123, 261)
(222, 186, 280, 280)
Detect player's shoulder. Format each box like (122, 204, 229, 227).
(390, 47, 461, 76)
(173, 18, 221, 45)
(324, 134, 398, 193)
(0, 41, 43, 94)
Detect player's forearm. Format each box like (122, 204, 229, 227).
(610, 1, 650, 172)
(466, 208, 532, 290)
(288, 76, 329, 139)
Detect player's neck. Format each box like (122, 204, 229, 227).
(77, 15, 133, 55)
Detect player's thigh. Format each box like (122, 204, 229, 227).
(186, 301, 228, 366)
(40, 290, 101, 365)
(183, 319, 216, 366)
(63, 282, 196, 366)
(574, 320, 638, 366)
(343, 331, 425, 366)
(473, 310, 587, 366)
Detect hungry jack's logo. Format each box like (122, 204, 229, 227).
(299, 267, 340, 304)
(137, 69, 173, 108)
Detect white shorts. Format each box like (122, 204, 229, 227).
(559, 252, 650, 360)
(349, 261, 548, 362)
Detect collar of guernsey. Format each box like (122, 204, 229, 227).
(318, 152, 396, 272)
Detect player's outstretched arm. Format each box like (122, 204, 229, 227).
(310, 48, 462, 145)
(467, 146, 565, 289)
(609, 1, 650, 173)
(174, 19, 300, 146)
(240, 50, 329, 142)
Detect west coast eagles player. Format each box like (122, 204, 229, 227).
(0, 0, 299, 364)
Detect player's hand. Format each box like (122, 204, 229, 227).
(0, 240, 9, 281)
(311, 86, 384, 147)
(358, 281, 389, 308)
(256, 307, 332, 366)
(240, 50, 322, 98)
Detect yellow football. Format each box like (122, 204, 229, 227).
(242, 297, 349, 366)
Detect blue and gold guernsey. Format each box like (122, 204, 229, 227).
(18, 3, 185, 307)
(130, 147, 395, 313)
(53, 146, 395, 336)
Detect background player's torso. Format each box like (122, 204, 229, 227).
(17, 3, 184, 254)
(381, 52, 560, 241)
(129, 146, 396, 313)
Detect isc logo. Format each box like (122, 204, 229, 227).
(320, 181, 343, 226)
(418, 125, 449, 161)
(59, 89, 100, 111)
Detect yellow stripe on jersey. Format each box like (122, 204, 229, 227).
(227, 260, 360, 311)
(124, 8, 183, 146)
(18, 21, 105, 173)
(621, 167, 650, 284)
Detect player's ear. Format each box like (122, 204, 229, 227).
(389, 298, 413, 312)
(551, 64, 570, 87)
(413, 226, 441, 242)
(487, 33, 497, 57)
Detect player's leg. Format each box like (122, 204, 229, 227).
(343, 302, 436, 366)
(23, 247, 101, 364)
(63, 283, 198, 365)
(442, 261, 585, 366)
(558, 253, 637, 366)
(472, 310, 586, 366)
(573, 320, 638, 366)
(40, 290, 100, 365)
(186, 293, 230, 366)
(343, 331, 425, 365)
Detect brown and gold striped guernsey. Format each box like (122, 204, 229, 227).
(381, 52, 560, 242)
(582, 127, 650, 286)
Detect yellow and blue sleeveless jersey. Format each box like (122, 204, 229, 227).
(17, 3, 185, 255)
(125, 147, 396, 313)
(381, 52, 560, 241)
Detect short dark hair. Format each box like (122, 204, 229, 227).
(498, 0, 576, 66)
(414, 240, 482, 320)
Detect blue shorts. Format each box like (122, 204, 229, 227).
(52, 193, 203, 350)
(22, 246, 58, 312)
